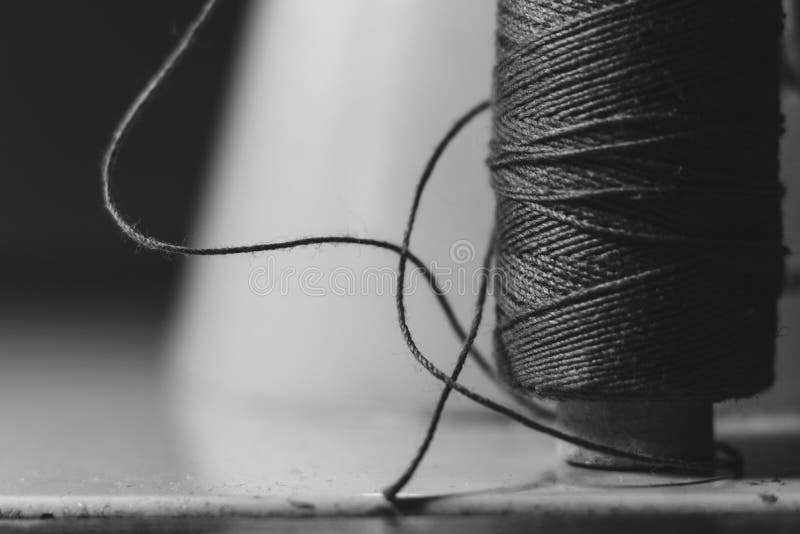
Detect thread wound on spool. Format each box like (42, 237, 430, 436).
(491, 0, 785, 401)
(103, 0, 794, 496)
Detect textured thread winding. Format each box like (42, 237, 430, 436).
(100, 0, 793, 501)
(491, 0, 785, 402)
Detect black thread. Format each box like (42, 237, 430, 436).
(102, 0, 794, 502)
(491, 0, 785, 401)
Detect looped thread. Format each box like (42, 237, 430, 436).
(101, 0, 779, 502)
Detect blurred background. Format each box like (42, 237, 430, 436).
(0, 0, 250, 495)
(0, 0, 798, 498)
(0, 0, 247, 302)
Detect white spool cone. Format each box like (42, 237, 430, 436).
(160, 0, 552, 496)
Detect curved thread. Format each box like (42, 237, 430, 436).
(102, 0, 757, 502)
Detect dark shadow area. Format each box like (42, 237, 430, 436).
(0, 0, 249, 309)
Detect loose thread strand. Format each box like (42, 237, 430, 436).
(102, 0, 756, 502)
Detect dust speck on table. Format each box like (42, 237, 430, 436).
(759, 492, 779, 505)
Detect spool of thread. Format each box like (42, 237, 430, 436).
(103, 0, 793, 496)
(490, 0, 784, 467)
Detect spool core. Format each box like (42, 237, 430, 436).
(556, 401, 714, 470)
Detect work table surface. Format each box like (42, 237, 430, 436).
(0, 294, 798, 533)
